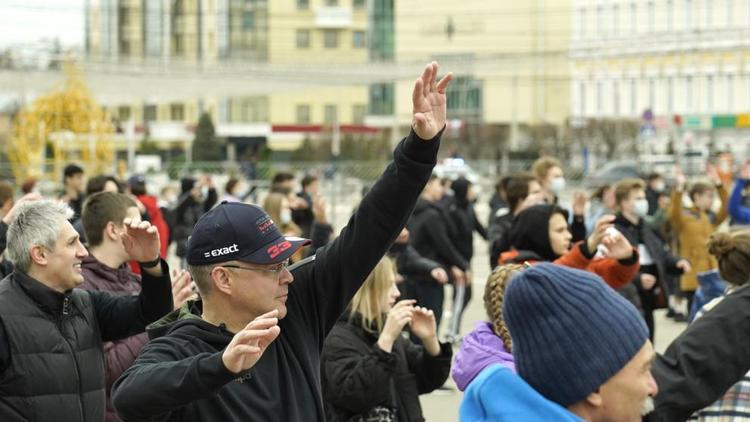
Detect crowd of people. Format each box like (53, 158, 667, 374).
(2, 61, 750, 422)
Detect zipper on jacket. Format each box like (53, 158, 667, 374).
(59, 298, 85, 421)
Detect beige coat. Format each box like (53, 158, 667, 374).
(669, 187, 728, 292)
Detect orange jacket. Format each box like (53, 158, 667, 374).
(499, 242, 639, 290)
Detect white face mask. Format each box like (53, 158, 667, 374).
(549, 177, 566, 195)
(201, 186, 209, 198)
(634, 198, 650, 217)
(653, 181, 665, 192)
(280, 209, 292, 225)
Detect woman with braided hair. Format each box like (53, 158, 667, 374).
(451, 264, 522, 392)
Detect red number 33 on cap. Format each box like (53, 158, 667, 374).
(267, 241, 292, 259)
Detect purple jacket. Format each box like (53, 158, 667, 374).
(452, 321, 516, 391)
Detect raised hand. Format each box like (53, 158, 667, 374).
(600, 230, 635, 261)
(222, 310, 281, 374)
(122, 217, 161, 263)
(706, 163, 721, 185)
(409, 306, 437, 341)
(412, 62, 453, 140)
(2, 192, 43, 225)
(640, 273, 657, 290)
(312, 195, 327, 224)
(572, 191, 587, 216)
(587, 215, 616, 253)
(377, 300, 415, 353)
(675, 165, 686, 191)
(676, 259, 692, 274)
(170, 269, 197, 310)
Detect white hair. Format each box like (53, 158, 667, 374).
(7, 200, 74, 272)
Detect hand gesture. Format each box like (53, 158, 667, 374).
(587, 215, 615, 253)
(170, 269, 197, 310)
(740, 160, 750, 180)
(676, 259, 692, 274)
(412, 62, 453, 140)
(409, 306, 437, 341)
(222, 310, 281, 374)
(377, 300, 415, 353)
(706, 163, 721, 185)
(122, 217, 161, 263)
(640, 273, 657, 290)
(2, 192, 43, 225)
(572, 191, 587, 216)
(431, 267, 449, 284)
(312, 195, 327, 224)
(600, 230, 634, 260)
(451, 266, 466, 286)
(675, 165, 686, 191)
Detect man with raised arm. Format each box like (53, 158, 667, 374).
(111, 63, 453, 421)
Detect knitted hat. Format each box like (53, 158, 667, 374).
(503, 262, 648, 407)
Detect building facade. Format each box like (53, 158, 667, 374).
(571, 0, 750, 160)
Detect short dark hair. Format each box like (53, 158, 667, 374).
(0, 182, 13, 206)
(646, 172, 663, 182)
(496, 176, 512, 195)
(690, 181, 715, 202)
(225, 178, 239, 195)
(20, 178, 37, 195)
(301, 175, 318, 189)
(86, 175, 121, 195)
(271, 172, 294, 186)
(82, 192, 137, 247)
(506, 173, 536, 212)
(63, 164, 84, 181)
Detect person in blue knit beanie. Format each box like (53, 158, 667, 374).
(508, 262, 658, 421)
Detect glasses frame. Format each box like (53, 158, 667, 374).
(221, 258, 291, 277)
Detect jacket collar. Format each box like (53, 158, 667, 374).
(81, 253, 132, 285)
(14, 270, 70, 318)
(614, 213, 641, 229)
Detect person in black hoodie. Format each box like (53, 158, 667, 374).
(407, 174, 467, 330)
(612, 179, 691, 341)
(322, 257, 452, 422)
(173, 176, 218, 267)
(110, 62, 452, 422)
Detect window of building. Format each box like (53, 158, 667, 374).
(371, 0, 395, 60)
(296, 29, 310, 48)
(630, 2, 637, 33)
(613, 80, 620, 115)
(647, 1, 655, 32)
(630, 79, 638, 114)
(706, 75, 714, 111)
(596, 5, 604, 37)
(352, 104, 366, 124)
(596, 81, 603, 112)
(296, 0, 309, 10)
(446, 76, 482, 117)
(686, 75, 693, 111)
(578, 8, 587, 39)
(369, 83, 395, 115)
(649, 78, 655, 107)
(296, 105, 311, 124)
(727, 74, 735, 111)
(118, 106, 131, 121)
(325, 0, 338, 5)
(352, 31, 366, 48)
(353, 0, 366, 9)
(243, 11, 255, 30)
(667, 0, 674, 30)
(324, 104, 338, 124)
(324, 29, 338, 48)
(705, 0, 713, 28)
(171, 103, 185, 121)
(667, 77, 674, 112)
(143, 104, 157, 122)
(726, 0, 733, 26)
(685, 0, 693, 30)
(579, 81, 586, 116)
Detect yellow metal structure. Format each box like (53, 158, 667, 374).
(8, 62, 114, 182)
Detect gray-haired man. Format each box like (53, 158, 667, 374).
(0, 200, 173, 421)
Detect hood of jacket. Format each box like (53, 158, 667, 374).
(452, 322, 515, 391)
(508, 204, 567, 262)
(146, 300, 231, 349)
(460, 364, 584, 422)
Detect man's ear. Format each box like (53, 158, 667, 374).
(105, 221, 119, 241)
(211, 266, 232, 295)
(585, 388, 604, 408)
(29, 245, 48, 266)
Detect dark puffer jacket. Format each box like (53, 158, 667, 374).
(322, 313, 452, 422)
(408, 198, 468, 277)
(80, 253, 149, 422)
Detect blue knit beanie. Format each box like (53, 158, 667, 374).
(503, 262, 648, 407)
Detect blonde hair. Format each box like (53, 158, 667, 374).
(349, 257, 396, 334)
(531, 157, 562, 182)
(262, 192, 301, 235)
(483, 264, 524, 352)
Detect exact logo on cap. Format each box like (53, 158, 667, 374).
(204, 243, 239, 258)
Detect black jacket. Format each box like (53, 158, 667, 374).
(408, 198, 468, 275)
(0, 264, 172, 422)
(173, 188, 218, 257)
(488, 210, 514, 269)
(322, 313, 452, 422)
(389, 242, 441, 281)
(648, 284, 750, 421)
(614, 214, 683, 308)
(110, 130, 441, 422)
(447, 199, 487, 263)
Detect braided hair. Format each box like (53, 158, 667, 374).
(483, 264, 525, 352)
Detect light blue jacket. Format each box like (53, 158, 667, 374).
(460, 364, 584, 422)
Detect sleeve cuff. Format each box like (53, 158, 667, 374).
(579, 242, 596, 260)
(618, 248, 639, 266)
(402, 127, 444, 164)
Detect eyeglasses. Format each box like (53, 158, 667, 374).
(221, 259, 291, 276)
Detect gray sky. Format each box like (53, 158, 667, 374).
(0, 0, 84, 47)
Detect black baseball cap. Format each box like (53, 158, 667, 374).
(187, 202, 310, 266)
